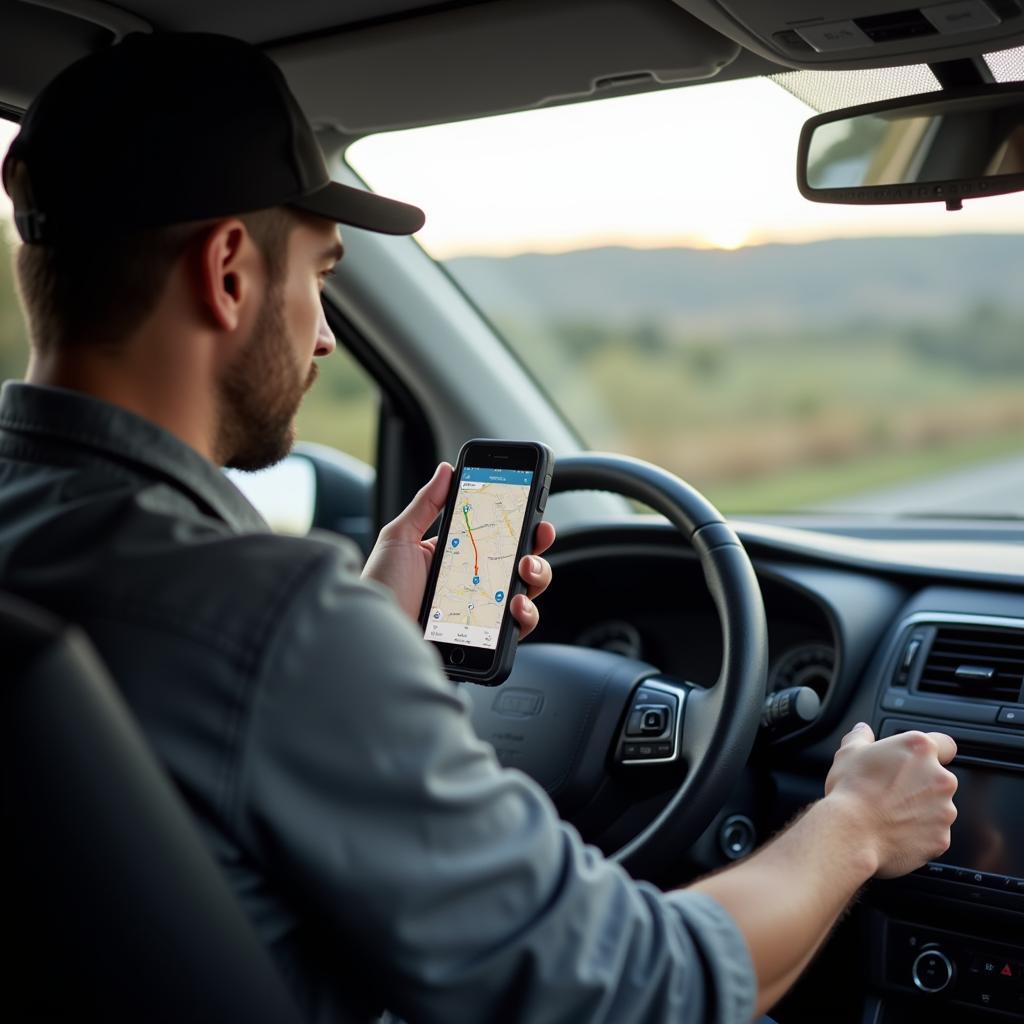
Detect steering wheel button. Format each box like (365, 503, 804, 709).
(654, 742, 672, 756)
(641, 708, 667, 733)
(626, 710, 646, 736)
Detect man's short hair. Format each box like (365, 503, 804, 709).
(14, 206, 295, 353)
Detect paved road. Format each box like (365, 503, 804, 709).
(823, 453, 1024, 517)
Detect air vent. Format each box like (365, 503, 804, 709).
(917, 626, 1024, 703)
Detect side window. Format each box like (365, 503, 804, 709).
(295, 340, 378, 467)
(1, 230, 30, 386)
(233, 337, 381, 541)
(1, 122, 26, 382)
(227, 334, 380, 538)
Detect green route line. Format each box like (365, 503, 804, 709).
(462, 506, 480, 577)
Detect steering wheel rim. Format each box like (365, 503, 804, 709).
(550, 453, 768, 877)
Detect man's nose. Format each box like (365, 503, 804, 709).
(315, 303, 336, 357)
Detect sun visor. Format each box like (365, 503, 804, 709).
(273, 0, 742, 137)
(0, 0, 151, 111)
(670, 0, 1024, 69)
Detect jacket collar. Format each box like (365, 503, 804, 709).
(0, 381, 269, 533)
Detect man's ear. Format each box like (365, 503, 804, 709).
(195, 219, 258, 332)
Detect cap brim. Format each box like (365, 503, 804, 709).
(290, 181, 424, 236)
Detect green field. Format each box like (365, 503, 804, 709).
(495, 310, 1024, 515)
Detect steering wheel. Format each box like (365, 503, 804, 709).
(462, 453, 768, 881)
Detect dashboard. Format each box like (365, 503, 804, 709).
(527, 515, 1024, 1024)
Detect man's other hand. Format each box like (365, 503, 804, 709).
(824, 723, 959, 879)
(362, 462, 556, 634)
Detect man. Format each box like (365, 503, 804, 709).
(0, 33, 957, 1024)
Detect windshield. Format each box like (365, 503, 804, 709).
(349, 76, 1024, 519)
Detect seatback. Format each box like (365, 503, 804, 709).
(0, 591, 303, 1023)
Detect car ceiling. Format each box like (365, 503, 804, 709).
(111, 0, 489, 43)
(2, 0, 1024, 137)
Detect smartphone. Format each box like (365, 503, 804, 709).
(420, 439, 554, 685)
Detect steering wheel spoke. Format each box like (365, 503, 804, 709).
(461, 453, 768, 881)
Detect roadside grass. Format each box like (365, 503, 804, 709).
(702, 431, 1024, 514)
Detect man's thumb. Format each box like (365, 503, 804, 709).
(840, 721, 875, 749)
(385, 463, 453, 540)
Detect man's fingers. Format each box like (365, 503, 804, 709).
(509, 594, 539, 638)
(840, 721, 875, 749)
(531, 521, 556, 557)
(519, 553, 552, 600)
(383, 463, 453, 541)
(927, 732, 958, 765)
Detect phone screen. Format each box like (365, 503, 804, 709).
(424, 465, 535, 650)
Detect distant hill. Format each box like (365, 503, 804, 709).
(446, 234, 1024, 331)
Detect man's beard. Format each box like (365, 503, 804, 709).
(217, 284, 318, 472)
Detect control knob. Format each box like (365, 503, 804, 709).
(912, 945, 955, 994)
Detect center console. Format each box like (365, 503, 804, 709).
(867, 611, 1024, 1022)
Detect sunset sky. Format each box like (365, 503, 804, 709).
(5, 73, 1024, 257)
(350, 75, 1024, 258)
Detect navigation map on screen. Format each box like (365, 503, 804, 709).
(425, 466, 533, 650)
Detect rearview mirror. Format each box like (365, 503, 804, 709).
(797, 84, 1024, 210)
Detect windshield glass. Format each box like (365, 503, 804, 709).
(349, 76, 1024, 518)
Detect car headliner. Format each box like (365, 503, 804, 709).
(1, 1, 1022, 140)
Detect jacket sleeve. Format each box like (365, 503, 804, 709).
(233, 546, 755, 1024)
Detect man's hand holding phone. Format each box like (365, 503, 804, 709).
(363, 461, 556, 637)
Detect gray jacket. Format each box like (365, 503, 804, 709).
(0, 381, 755, 1024)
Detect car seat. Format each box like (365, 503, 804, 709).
(1, 590, 303, 1022)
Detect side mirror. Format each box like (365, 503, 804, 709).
(228, 456, 317, 536)
(797, 83, 1024, 210)
(226, 442, 376, 556)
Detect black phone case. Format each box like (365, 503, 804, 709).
(419, 439, 553, 686)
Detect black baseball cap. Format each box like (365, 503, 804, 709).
(2, 32, 425, 244)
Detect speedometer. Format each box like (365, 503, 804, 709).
(769, 643, 835, 699)
(576, 620, 644, 659)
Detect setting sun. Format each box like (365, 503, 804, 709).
(700, 222, 751, 251)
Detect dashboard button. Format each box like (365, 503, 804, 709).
(973, 955, 1000, 977)
(995, 960, 1019, 983)
(997, 706, 1023, 726)
(976, 871, 1004, 889)
(881, 691, 908, 711)
(878, 691, 998, 723)
(719, 814, 756, 860)
(912, 948, 955, 993)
